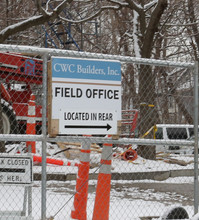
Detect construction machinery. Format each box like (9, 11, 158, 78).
(0, 52, 43, 134)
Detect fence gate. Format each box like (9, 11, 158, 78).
(0, 44, 198, 220)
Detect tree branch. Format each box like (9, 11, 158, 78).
(59, 5, 122, 23)
(0, 0, 73, 43)
(35, 0, 42, 13)
(142, 0, 168, 58)
(124, 0, 143, 14)
(187, 0, 199, 54)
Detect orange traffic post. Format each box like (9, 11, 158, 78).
(71, 142, 91, 220)
(33, 155, 79, 167)
(92, 135, 112, 220)
(26, 94, 36, 153)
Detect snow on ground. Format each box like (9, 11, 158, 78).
(5, 141, 196, 174)
(1, 142, 197, 219)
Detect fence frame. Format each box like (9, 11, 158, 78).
(0, 44, 198, 219)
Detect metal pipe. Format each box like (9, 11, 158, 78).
(0, 134, 44, 141)
(194, 61, 199, 214)
(0, 44, 194, 68)
(0, 134, 195, 147)
(41, 54, 48, 220)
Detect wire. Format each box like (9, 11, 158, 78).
(52, 142, 117, 218)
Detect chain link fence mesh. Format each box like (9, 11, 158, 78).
(0, 45, 197, 219)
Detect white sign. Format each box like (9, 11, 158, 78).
(0, 155, 33, 185)
(51, 57, 121, 135)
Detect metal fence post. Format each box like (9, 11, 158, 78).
(194, 61, 199, 214)
(41, 54, 48, 219)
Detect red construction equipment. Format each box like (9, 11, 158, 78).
(122, 148, 138, 161)
(121, 109, 139, 138)
(0, 52, 43, 134)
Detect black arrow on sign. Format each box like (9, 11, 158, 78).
(64, 124, 112, 131)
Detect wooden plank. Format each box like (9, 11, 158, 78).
(56, 142, 102, 159)
(47, 60, 59, 136)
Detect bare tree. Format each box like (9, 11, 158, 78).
(3, 0, 197, 159)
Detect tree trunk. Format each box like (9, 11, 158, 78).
(137, 65, 158, 160)
(188, 0, 199, 56)
(137, 0, 168, 160)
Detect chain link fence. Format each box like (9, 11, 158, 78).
(0, 44, 198, 219)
